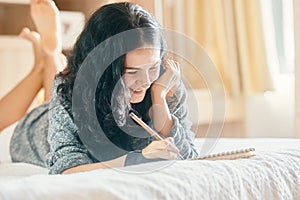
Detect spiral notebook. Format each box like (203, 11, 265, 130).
(188, 148, 256, 161)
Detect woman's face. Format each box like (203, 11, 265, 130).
(124, 48, 161, 103)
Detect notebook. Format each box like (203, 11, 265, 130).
(188, 148, 255, 161)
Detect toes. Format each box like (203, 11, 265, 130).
(19, 27, 30, 38)
(19, 27, 41, 45)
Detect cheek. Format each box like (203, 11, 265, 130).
(124, 75, 136, 88)
(149, 71, 160, 83)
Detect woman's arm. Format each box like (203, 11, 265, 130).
(48, 103, 176, 174)
(47, 85, 171, 174)
(151, 59, 180, 136)
(61, 138, 178, 174)
(150, 87, 174, 137)
(151, 59, 198, 159)
(48, 103, 177, 174)
(0, 67, 43, 132)
(166, 83, 199, 159)
(62, 155, 127, 174)
(47, 96, 96, 174)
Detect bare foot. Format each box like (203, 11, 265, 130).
(30, 0, 61, 54)
(19, 27, 44, 73)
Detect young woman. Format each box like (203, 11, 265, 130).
(4, 1, 199, 174)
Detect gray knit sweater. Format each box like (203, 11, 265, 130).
(10, 78, 198, 174)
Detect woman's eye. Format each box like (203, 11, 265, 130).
(149, 66, 159, 71)
(126, 71, 137, 75)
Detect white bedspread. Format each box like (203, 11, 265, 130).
(0, 138, 300, 200)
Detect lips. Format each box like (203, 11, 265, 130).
(129, 87, 148, 103)
(133, 89, 144, 94)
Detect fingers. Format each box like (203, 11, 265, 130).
(152, 58, 181, 98)
(142, 137, 180, 160)
(149, 138, 178, 153)
(164, 59, 180, 83)
(163, 59, 180, 93)
(164, 59, 180, 74)
(164, 137, 179, 153)
(152, 150, 178, 160)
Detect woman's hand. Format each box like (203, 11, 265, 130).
(152, 59, 181, 99)
(142, 137, 179, 160)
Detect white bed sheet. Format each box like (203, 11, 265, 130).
(0, 138, 299, 200)
(0, 121, 17, 163)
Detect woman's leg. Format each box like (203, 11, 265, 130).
(0, 0, 64, 132)
(30, 0, 65, 101)
(0, 29, 44, 132)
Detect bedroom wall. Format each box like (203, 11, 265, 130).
(245, 76, 295, 138)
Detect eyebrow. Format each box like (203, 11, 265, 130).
(125, 60, 161, 70)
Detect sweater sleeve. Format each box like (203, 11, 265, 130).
(167, 82, 199, 159)
(124, 150, 163, 166)
(46, 79, 94, 174)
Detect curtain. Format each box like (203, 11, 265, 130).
(294, 0, 300, 138)
(159, 0, 274, 96)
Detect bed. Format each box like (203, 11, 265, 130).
(0, 136, 300, 200)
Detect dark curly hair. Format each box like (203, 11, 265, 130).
(56, 2, 166, 150)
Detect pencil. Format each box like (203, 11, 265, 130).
(129, 112, 184, 160)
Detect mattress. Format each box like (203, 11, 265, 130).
(0, 138, 299, 200)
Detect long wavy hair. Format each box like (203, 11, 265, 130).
(56, 2, 166, 149)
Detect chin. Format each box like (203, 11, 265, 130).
(130, 94, 146, 103)
(130, 98, 143, 104)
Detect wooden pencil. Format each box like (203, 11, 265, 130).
(129, 112, 184, 160)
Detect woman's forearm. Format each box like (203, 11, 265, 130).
(150, 88, 174, 137)
(62, 154, 127, 174)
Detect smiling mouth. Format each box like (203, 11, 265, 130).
(133, 89, 144, 94)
